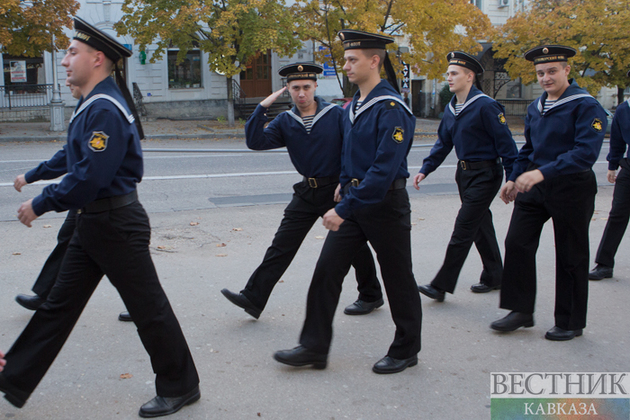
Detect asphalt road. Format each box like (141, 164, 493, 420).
(0, 137, 627, 420)
(0, 136, 614, 220)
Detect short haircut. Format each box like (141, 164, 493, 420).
(360, 48, 386, 71)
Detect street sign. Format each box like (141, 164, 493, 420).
(320, 46, 337, 77)
(401, 62, 410, 93)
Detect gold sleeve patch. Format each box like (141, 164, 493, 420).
(89, 131, 109, 152)
(498, 113, 507, 125)
(591, 118, 603, 132)
(392, 127, 404, 143)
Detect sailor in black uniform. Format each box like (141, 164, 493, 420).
(415, 51, 517, 302)
(490, 45, 607, 341)
(589, 70, 630, 281)
(274, 30, 422, 374)
(0, 17, 200, 417)
(221, 63, 383, 319)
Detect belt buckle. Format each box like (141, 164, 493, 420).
(460, 161, 467, 170)
(351, 178, 360, 187)
(307, 178, 318, 188)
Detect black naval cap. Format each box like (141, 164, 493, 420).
(524, 45, 576, 65)
(278, 63, 323, 82)
(338, 29, 394, 50)
(447, 51, 484, 75)
(73, 17, 131, 63)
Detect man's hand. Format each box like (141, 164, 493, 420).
(17, 199, 38, 227)
(413, 173, 426, 190)
(607, 170, 617, 184)
(0, 350, 5, 372)
(323, 208, 344, 231)
(500, 181, 518, 204)
(14, 174, 27, 192)
(260, 87, 287, 109)
(333, 184, 342, 202)
(514, 169, 544, 193)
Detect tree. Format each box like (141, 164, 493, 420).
(116, 0, 303, 126)
(492, 0, 630, 102)
(0, 0, 79, 57)
(295, 0, 494, 96)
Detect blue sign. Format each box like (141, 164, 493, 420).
(320, 46, 337, 77)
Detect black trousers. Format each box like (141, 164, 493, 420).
(431, 164, 503, 293)
(242, 180, 381, 310)
(3, 201, 199, 400)
(500, 169, 597, 330)
(299, 189, 422, 359)
(31, 210, 76, 299)
(595, 160, 630, 268)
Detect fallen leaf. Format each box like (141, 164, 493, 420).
(120, 373, 133, 379)
(12, 252, 21, 255)
(43, 225, 52, 228)
(190, 222, 199, 226)
(157, 245, 166, 249)
(216, 243, 227, 247)
(216, 254, 228, 257)
(418, 217, 425, 221)
(232, 228, 243, 231)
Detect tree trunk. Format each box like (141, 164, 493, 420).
(226, 75, 235, 127)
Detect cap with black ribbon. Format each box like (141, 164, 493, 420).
(524, 45, 576, 65)
(447, 51, 484, 75)
(278, 63, 323, 81)
(73, 17, 144, 139)
(338, 29, 400, 94)
(447, 51, 484, 91)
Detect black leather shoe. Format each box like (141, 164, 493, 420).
(0, 373, 29, 408)
(589, 265, 613, 281)
(118, 311, 133, 322)
(273, 346, 327, 369)
(470, 283, 500, 293)
(372, 355, 418, 374)
(545, 326, 583, 341)
(15, 294, 45, 311)
(418, 284, 445, 302)
(220, 288, 262, 319)
(138, 386, 200, 418)
(344, 298, 384, 315)
(490, 311, 534, 332)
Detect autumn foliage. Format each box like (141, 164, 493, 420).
(493, 0, 630, 95)
(0, 0, 79, 56)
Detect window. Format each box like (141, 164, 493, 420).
(168, 50, 202, 89)
(505, 79, 522, 99)
(470, 0, 482, 9)
(3, 54, 44, 87)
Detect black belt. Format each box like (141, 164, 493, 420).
(344, 178, 407, 194)
(303, 176, 338, 188)
(458, 158, 501, 170)
(80, 190, 138, 214)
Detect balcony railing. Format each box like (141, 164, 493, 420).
(497, 99, 531, 117)
(0, 84, 54, 109)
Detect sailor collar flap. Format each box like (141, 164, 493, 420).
(536, 93, 593, 115)
(286, 101, 338, 129)
(69, 94, 135, 125)
(448, 93, 490, 117)
(349, 95, 412, 124)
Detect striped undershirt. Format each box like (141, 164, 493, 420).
(542, 99, 556, 114)
(454, 103, 464, 116)
(302, 115, 314, 133)
(355, 100, 363, 111)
